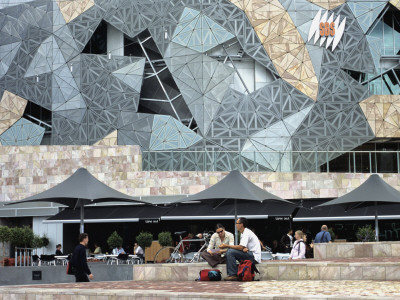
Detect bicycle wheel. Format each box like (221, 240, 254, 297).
(154, 246, 175, 263)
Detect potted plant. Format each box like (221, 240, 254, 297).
(31, 235, 42, 254)
(107, 231, 123, 252)
(356, 225, 375, 242)
(40, 234, 49, 251)
(158, 232, 172, 247)
(136, 232, 153, 263)
(0, 226, 11, 266)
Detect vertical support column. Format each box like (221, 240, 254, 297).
(107, 24, 124, 56)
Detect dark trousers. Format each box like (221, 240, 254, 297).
(201, 252, 226, 268)
(226, 249, 256, 276)
(75, 272, 89, 282)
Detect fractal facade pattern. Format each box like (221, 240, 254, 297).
(0, 0, 398, 171)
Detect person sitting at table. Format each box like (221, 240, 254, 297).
(112, 246, 125, 255)
(55, 244, 63, 256)
(134, 242, 143, 257)
(92, 243, 102, 255)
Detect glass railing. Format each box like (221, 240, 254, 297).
(142, 150, 400, 173)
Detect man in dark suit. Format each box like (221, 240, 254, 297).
(280, 228, 293, 253)
(71, 233, 93, 282)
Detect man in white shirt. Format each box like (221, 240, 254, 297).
(219, 217, 261, 281)
(112, 246, 125, 255)
(134, 242, 144, 256)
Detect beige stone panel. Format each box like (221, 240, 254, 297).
(94, 130, 118, 146)
(362, 266, 386, 280)
(373, 243, 392, 257)
(56, 0, 95, 23)
(340, 266, 363, 280)
(0, 90, 28, 135)
(307, 0, 346, 10)
(360, 95, 400, 138)
(229, 0, 318, 101)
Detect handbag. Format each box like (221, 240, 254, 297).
(66, 261, 74, 275)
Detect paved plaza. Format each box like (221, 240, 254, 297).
(1, 280, 400, 299)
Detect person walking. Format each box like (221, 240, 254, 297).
(289, 230, 306, 260)
(71, 233, 93, 282)
(314, 225, 332, 243)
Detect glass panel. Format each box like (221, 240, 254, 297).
(369, 76, 382, 94)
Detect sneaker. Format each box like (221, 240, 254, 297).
(224, 275, 238, 281)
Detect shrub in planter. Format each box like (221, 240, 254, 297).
(40, 235, 49, 248)
(158, 232, 172, 247)
(356, 225, 375, 242)
(0, 226, 11, 263)
(136, 232, 153, 249)
(107, 231, 123, 251)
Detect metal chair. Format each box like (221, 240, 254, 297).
(117, 253, 130, 264)
(275, 253, 290, 260)
(261, 251, 274, 261)
(39, 255, 56, 266)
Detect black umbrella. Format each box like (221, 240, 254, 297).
(314, 174, 400, 241)
(172, 170, 296, 243)
(5, 168, 147, 233)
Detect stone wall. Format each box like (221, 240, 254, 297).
(314, 242, 400, 260)
(2, 145, 400, 202)
(132, 261, 400, 281)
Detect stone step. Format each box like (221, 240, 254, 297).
(133, 259, 400, 281)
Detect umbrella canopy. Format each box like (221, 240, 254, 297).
(172, 170, 293, 205)
(5, 168, 146, 232)
(171, 170, 296, 243)
(314, 174, 400, 241)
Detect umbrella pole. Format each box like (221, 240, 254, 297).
(234, 199, 238, 244)
(375, 201, 379, 242)
(80, 203, 84, 234)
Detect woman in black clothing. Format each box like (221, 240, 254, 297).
(71, 233, 94, 282)
(303, 233, 314, 259)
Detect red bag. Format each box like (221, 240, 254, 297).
(66, 261, 74, 275)
(198, 269, 221, 281)
(237, 260, 259, 281)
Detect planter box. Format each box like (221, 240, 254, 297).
(314, 241, 400, 259)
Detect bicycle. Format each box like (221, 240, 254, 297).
(154, 231, 211, 263)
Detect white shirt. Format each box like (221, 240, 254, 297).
(112, 247, 125, 255)
(288, 234, 293, 247)
(135, 246, 144, 255)
(239, 228, 261, 263)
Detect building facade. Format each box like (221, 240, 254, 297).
(0, 0, 400, 173)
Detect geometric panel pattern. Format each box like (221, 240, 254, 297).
(56, 0, 95, 23)
(0, 0, 393, 172)
(229, 0, 319, 101)
(94, 130, 118, 146)
(207, 79, 315, 152)
(307, 0, 347, 10)
(0, 42, 21, 79)
(0, 118, 45, 146)
(0, 90, 28, 135)
(360, 95, 400, 138)
(348, 1, 386, 33)
(165, 42, 235, 135)
(149, 115, 202, 150)
(390, 0, 400, 10)
(172, 8, 235, 53)
(241, 105, 313, 171)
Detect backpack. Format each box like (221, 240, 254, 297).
(197, 269, 222, 281)
(237, 260, 259, 281)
